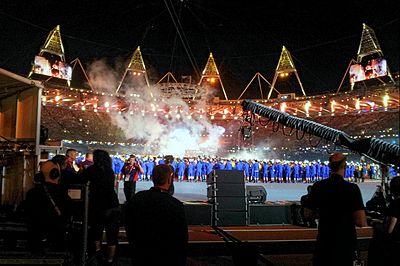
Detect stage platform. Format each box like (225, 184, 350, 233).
(119, 180, 379, 204)
(114, 225, 373, 257)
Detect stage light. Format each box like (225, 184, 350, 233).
(210, 77, 216, 83)
(330, 100, 336, 113)
(104, 101, 110, 108)
(383, 94, 389, 108)
(280, 102, 287, 112)
(211, 115, 214, 120)
(81, 106, 86, 111)
(55, 95, 61, 102)
(355, 98, 360, 110)
(206, 78, 210, 82)
(304, 101, 311, 117)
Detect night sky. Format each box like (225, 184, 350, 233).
(1, 0, 399, 99)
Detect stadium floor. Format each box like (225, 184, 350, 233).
(117, 180, 379, 204)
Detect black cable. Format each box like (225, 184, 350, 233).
(308, 134, 323, 148)
(282, 126, 295, 136)
(272, 121, 280, 132)
(296, 129, 305, 140)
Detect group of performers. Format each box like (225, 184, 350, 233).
(74, 154, 398, 183)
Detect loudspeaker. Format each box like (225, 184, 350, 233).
(246, 185, 267, 204)
(207, 183, 245, 197)
(208, 170, 247, 226)
(207, 170, 245, 184)
(213, 196, 247, 210)
(215, 210, 247, 226)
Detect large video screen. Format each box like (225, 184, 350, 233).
(349, 58, 387, 84)
(33, 55, 72, 80)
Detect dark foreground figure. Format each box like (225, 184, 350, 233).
(125, 164, 188, 266)
(305, 153, 367, 266)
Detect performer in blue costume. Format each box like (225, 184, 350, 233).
(177, 159, 186, 181)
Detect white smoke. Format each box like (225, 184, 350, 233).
(86, 59, 118, 93)
(87, 60, 225, 158)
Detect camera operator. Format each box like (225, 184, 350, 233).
(121, 155, 144, 202)
(25, 160, 72, 253)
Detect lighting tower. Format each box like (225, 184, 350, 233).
(39, 25, 65, 62)
(28, 25, 67, 79)
(267, 46, 306, 99)
(116, 46, 150, 94)
(356, 23, 395, 84)
(198, 52, 228, 100)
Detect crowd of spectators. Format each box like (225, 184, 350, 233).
(41, 103, 399, 152)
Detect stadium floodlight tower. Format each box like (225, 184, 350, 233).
(198, 52, 228, 100)
(39, 25, 66, 62)
(355, 24, 395, 85)
(116, 46, 150, 94)
(28, 25, 68, 82)
(338, 23, 395, 92)
(267, 46, 306, 100)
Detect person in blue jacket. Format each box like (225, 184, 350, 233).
(262, 160, 268, 182)
(139, 158, 146, 181)
(276, 161, 284, 183)
(311, 162, 317, 182)
(236, 160, 243, 171)
(251, 160, 260, 183)
(219, 160, 225, 170)
(195, 159, 203, 182)
(305, 162, 311, 183)
(206, 159, 214, 176)
(269, 162, 276, 182)
(244, 161, 250, 181)
(146, 158, 155, 181)
(188, 159, 195, 181)
(225, 160, 233, 170)
(177, 159, 186, 181)
(294, 162, 301, 183)
(285, 162, 292, 183)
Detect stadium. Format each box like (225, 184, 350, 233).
(0, 2, 400, 265)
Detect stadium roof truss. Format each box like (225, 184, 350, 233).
(116, 46, 150, 93)
(267, 46, 306, 99)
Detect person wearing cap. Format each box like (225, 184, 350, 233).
(125, 164, 188, 266)
(25, 160, 72, 252)
(304, 153, 367, 266)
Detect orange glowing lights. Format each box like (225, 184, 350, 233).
(279, 72, 289, 78)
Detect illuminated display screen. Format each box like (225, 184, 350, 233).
(349, 58, 387, 84)
(33, 55, 72, 80)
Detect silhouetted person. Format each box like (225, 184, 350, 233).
(25, 160, 72, 253)
(384, 176, 400, 265)
(305, 153, 367, 266)
(125, 164, 188, 266)
(81, 150, 120, 265)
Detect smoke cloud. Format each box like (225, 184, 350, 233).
(87, 60, 225, 158)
